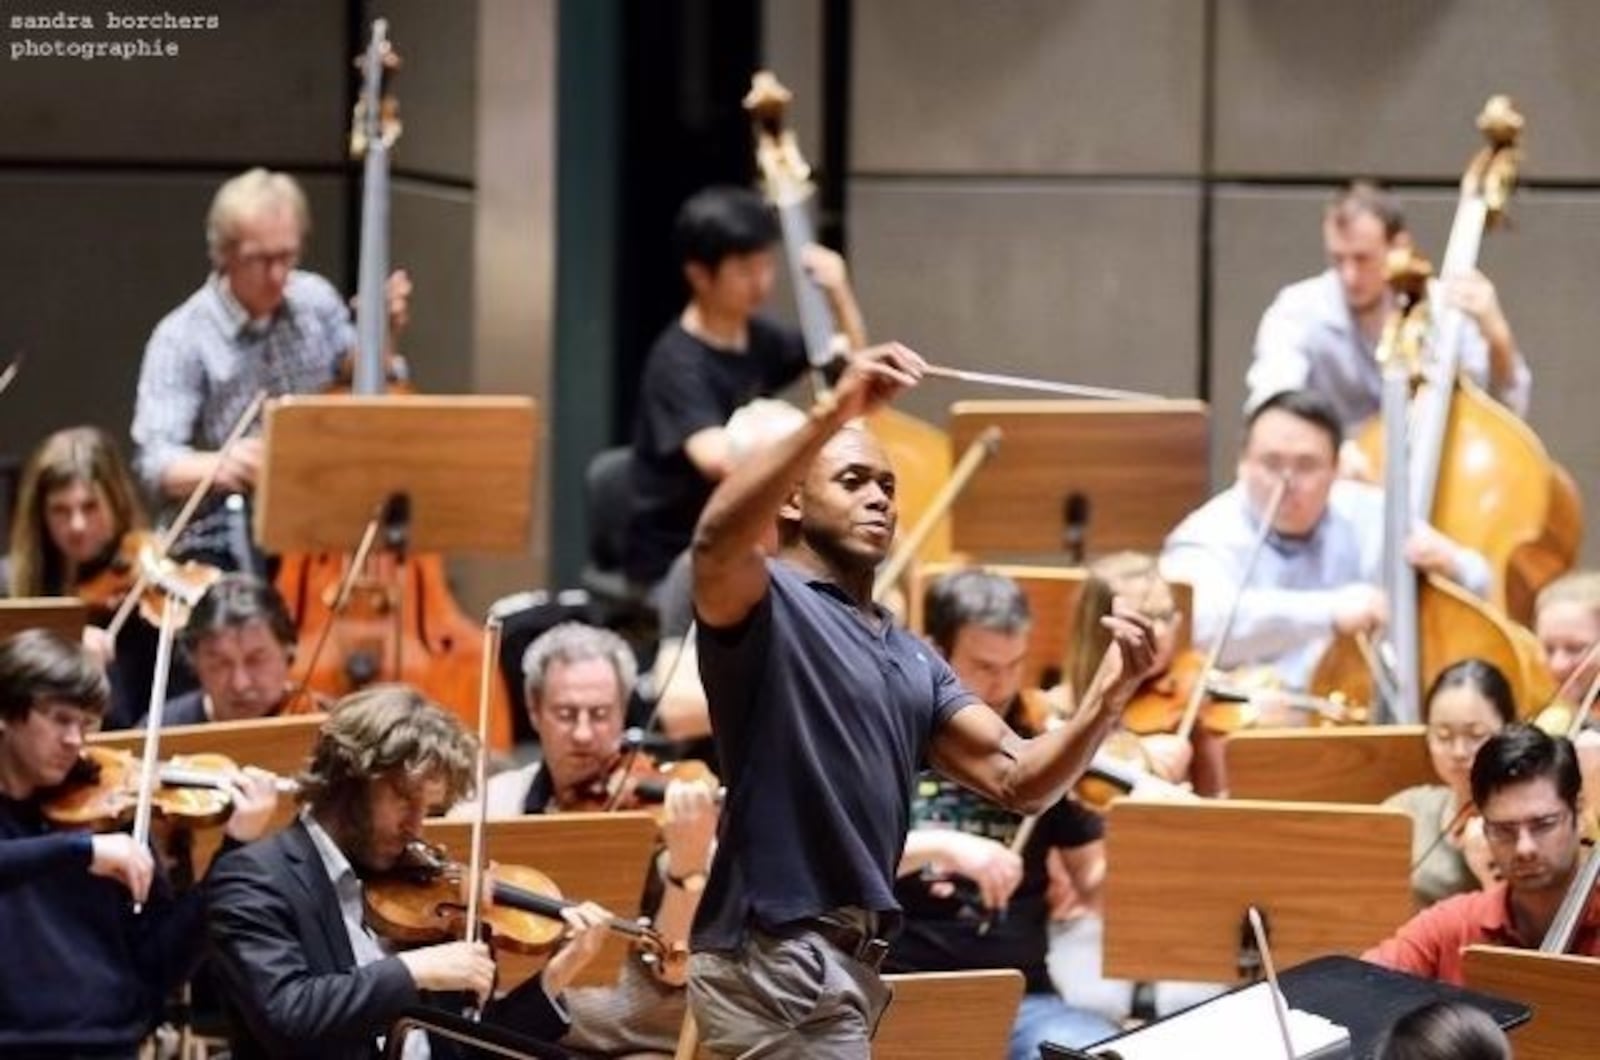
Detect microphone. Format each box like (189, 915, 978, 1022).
(1062, 492, 1090, 564)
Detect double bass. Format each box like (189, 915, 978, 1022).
(1355, 95, 1582, 625)
(275, 21, 513, 750)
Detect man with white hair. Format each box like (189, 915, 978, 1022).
(130, 167, 409, 566)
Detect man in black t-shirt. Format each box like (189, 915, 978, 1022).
(686, 346, 1154, 1058)
(624, 185, 865, 589)
(890, 569, 1120, 1057)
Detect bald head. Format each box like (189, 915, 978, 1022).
(778, 425, 898, 573)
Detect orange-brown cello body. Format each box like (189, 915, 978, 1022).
(1357, 376, 1582, 625)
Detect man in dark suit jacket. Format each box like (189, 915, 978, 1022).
(206, 686, 610, 1059)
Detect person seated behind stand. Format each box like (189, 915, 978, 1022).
(130, 167, 410, 570)
(623, 185, 863, 594)
(888, 569, 1120, 1057)
(206, 684, 611, 1060)
(4, 425, 194, 729)
(450, 621, 719, 1058)
(1383, 660, 1514, 909)
(1529, 570, 1600, 840)
(140, 573, 313, 727)
(0, 629, 277, 1058)
(1364, 725, 1600, 984)
(1375, 1000, 1511, 1060)
(1245, 180, 1529, 479)
(1160, 389, 1491, 692)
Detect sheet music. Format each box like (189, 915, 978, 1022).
(1094, 983, 1350, 1059)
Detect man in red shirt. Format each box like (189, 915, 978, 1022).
(1365, 725, 1599, 985)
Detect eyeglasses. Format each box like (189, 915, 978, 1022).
(1425, 725, 1497, 750)
(547, 704, 619, 730)
(36, 705, 101, 736)
(1481, 810, 1572, 845)
(232, 247, 300, 272)
(1249, 455, 1335, 481)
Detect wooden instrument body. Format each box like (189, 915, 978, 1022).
(1357, 375, 1582, 623)
(1311, 572, 1555, 717)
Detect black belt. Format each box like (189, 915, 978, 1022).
(795, 917, 892, 971)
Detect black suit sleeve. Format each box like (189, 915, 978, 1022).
(483, 972, 569, 1044)
(206, 846, 420, 1049)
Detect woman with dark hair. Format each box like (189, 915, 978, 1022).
(1384, 659, 1518, 908)
(1377, 1000, 1510, 1060)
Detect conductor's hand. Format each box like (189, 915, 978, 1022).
(830, 342, 925, 421)
(542, 901, 613, 996)
(399, 940, 496, 1005)
(1096, 599, 1158, 708)
(89, 833, 154, 903)
(932, 830, 1023, 911)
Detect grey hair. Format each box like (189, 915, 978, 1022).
(923, 568, 1032, 657)
(206, 167, 310, 267)
(521, 622, 637, 707)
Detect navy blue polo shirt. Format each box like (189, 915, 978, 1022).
(690, 559, 978, 952)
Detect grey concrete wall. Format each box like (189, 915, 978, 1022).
(844, 0, 1600, 565)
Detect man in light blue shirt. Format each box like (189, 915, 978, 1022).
(1245, 182, 1529, 476)
(1161, 390, 1490, 691)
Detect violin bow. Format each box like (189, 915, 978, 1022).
(105, 390, 268, 640)
(129, 598, 180, 914)
(922, 363, 1163, 402)
(281, 500, 389, 713)
(462, 613, 503, 1020)
(0, 353, 23, 400)
(1173, 476, 1289, 744)
(1569, 660, 1600, 741)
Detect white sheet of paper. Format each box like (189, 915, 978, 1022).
(1095, 982, 1350, 1060)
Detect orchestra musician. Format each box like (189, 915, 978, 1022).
(623, 185, 863, 597)
(129, 167, 411, 570)
(0, 629, 278, 1059)
(1531, 570, 1600, 733)
(1382, 660, 1514, 909)
(1375, 1000, 1511, 1060)
(1244, 180, 1529, 477)
(4, 425, 190, 729)
(1364, 725, 1600, 984)
(140, 573, 313, 727)
(205, 684, 612, 1060)
(1160, 388, 1490, 692)
(451, 620, 718, 1057)
(889, 567, 1120, 1056)
(684, 343, 1153, 1056)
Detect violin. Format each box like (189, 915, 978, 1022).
(364, 839, 684, 969)
(42, 745, 294, 832)
(554, 751, 721, 818)
(74, 530, 223, 629)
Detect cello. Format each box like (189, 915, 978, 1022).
(274, 20, 513, 750)
(1314, 247, 1555, 718)
(1355, 95, 1582, 624)
(743, 70, 957, 576)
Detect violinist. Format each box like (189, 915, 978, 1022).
(1531, 570, 1600, 734)
(139, 573, 311, 727)
(0, 629, 277, 1058)
(890, 569, 1119, 1057)
(1244, 181, 1529, 471)
(205, 685, 611, 1060)
(1381, 660, 1514, 909)
(1365, 725, 1600, 984)
(5, 425, 191, 729)
(1160, 388, 1491, 692)
(452, 620, 718, 1058)
(623, 185, 862, 596)
(685, 345, 1154, 1056)
(130, 167, 411, 570)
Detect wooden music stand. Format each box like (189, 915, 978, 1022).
(1463, 945, 1600, 1060)
(423, 813, 659, 989)
(949, 400, 1210, 559)
(1103, 799, 1413, 983)
(1226, 726, 1434, 804)
(254, 396, 538, 554)
(92, 712, 328, 873)
(0, 597, 87, 642)
(907, 562, 1193, 688)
